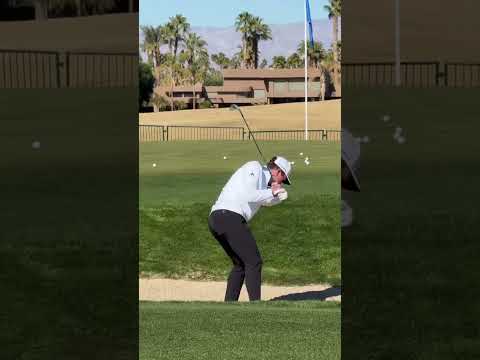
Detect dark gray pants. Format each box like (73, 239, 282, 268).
(208, 209, 263, 301)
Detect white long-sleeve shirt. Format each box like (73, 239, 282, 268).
(211, 161, 282, 222)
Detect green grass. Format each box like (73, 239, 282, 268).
(139, 141, 341, 285)
(342, 88, 480, 359)
(0, 89, 138, 358)
(140, 301, 340, 360)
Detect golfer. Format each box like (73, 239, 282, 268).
(208, 156, 292, 301)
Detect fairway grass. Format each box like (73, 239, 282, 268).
(342, 88, 480, 359)
(139, 141, 340, 285)
(140, 301, 340, 360)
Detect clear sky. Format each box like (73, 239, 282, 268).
(139, 0, 330, 27)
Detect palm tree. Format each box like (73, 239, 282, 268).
(324, 0, 341, 92)
(229, 52, 242, 69)
(167, 14, 190, 58)
(184, 33, 209, 110)
(249, 16, 272, 69)
(271, 56, 287, 69)
(235, 11, 255, 69)
(287, 53, 303, 69)
(297, 40, 325, 68)
(162, 15, 190, 110)
(141, 25, 164, 68)
(211, 53, 231, 69)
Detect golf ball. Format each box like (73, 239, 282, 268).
(290, 161, 295, 165)
(32, 140, 40, 149)
(299, 152, 303, 156)
(223, 156, 227, 160)
(152, 163, 157, 167)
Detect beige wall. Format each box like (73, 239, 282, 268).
(343, 0, 480, 62)
(0, 13, 138, 52)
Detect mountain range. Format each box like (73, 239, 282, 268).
(139, 19, 339, 64)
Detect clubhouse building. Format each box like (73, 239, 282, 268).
(153, 68, 333, 110)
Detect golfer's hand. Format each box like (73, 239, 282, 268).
(277, 190, 288, 201)
(271, 182, 283, 196)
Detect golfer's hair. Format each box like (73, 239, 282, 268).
(267, 156, 280, 170)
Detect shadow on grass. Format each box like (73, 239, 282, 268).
(269, 286, 341, 301)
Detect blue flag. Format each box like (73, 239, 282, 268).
(306, 0, 314, 47)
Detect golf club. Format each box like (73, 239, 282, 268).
(230, 104, 267, 163)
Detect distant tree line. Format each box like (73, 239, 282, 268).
(139, 1, 342, 110)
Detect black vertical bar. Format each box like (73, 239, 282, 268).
(412, 64, 416, 88)
(83, 54, 87, 87)
(31, 53, 35, 88)
(1, 52, 5, 88)
(55, 52, 61, 88)
(9, 52, 13, 88)
(453, 64, 458, 87)
(21, 52, 25, 88)
(14, 52, 19, 88)
(475, 64, 480, 86)
(114, 56, 118, 87)
(100, 55, 105, 87)
(92, 55, 96, 88)
(445, 64, 449, 87)
(368, 64, 372, 86)
(123, 55, 126, 87)
(48, 54, 53, 88)
(40, 54, 45, 88)
(382, 64, 385, 86)
(66, 52, 70, 88)
(75, 55, 79, 87)
(352, 65, 356, 87)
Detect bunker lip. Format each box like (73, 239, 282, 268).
(139, 277, 341, 302)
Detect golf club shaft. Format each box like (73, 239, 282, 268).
(238, 109, 267, 164)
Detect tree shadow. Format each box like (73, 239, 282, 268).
(269, 286, 341, 301)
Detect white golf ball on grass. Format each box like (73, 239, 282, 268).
(299, 152, 303, 156)
(152, 163, 157, 167)
(223, 156, 227, 160)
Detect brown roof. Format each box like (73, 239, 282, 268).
(156, 83, 203, 93)
(205, 84, 252, 92)
(222, 68, 322, 79)
(204, 86, 222, 92)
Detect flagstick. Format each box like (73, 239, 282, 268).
(304, 0, 308, 141)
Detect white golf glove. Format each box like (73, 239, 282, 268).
(273, 188, 288, 201)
